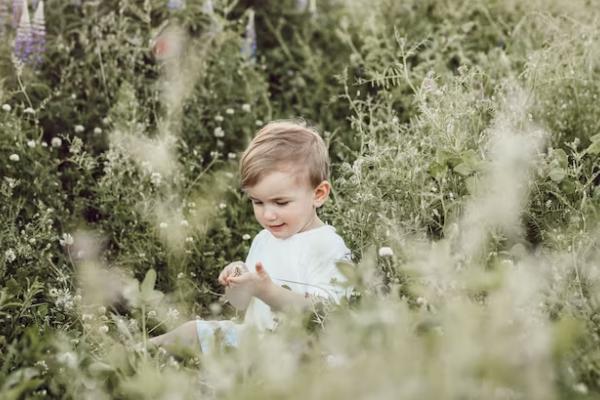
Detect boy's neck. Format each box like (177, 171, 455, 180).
(299, 215, 324, 233)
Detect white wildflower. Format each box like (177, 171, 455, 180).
(185, 236, 194, 243)
(4, 249, 16, 263)
(71, 93, 77, 100)
(242, 234, 251, 241)
(59, 233, 74, 246)
(2, 104, 11, 112)
(378, 246, 394, 257)
(241, 103, 251, 112)
(9, 154, 19, 162)
(93, 127, 102, 135)
(74, 125, 85, 133)
(57, 352, 78, 368)
(34, 360, 48, 372)
(225, 108, 234, 115)
(51, 137, 62, 148)
(573, 383, 588, 394)
(213, 127, 225, 138)
(147, 310, 157, 319)
(218, 202, 226, 209)
(27, 140, 36, 148)
(255, 119, 263, 126)
(5, 177, 16, 188)
(177, 272, 185, 279)
(99, 325, 109, 334)
(159, 222, 168, 229)
(167, 308, 180, 320)
(82, 313, 93, 321)
(41, 142, 48, 147)
(227, 152, 237, 160)
(150, 172, 162, 186)
(23, 107, 35, 114)
(214, 114, 224, 122)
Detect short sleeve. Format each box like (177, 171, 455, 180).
(301, 237, 352, 304)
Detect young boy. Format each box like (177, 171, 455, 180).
(150, 120, 352, 353)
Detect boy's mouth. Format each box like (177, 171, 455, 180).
(269, 223, 285, 230)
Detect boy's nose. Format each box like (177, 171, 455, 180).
(263, 207, 277, 221)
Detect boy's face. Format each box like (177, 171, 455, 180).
(244, 168, 330, 240)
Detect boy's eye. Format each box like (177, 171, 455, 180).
(275, 201, 289, 206)
(251, 200, 262, 205)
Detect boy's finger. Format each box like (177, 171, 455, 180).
(255, 262, 267, 277)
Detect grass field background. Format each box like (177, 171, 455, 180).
(1, 0, 600, 398)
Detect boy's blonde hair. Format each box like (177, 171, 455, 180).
(240, 120, 330, 189)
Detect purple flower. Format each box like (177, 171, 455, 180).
(241, 10, 256, 62)
(12, 0, 23, 29)
(167, 0, 185, 10)
(13, 0, 31, 63)
(30, 0, 44, 66)
(0, 0, 9, 37)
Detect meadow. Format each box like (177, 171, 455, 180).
(1, 0, 600, 398)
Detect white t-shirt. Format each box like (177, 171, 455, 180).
(242, 225, 352, 331)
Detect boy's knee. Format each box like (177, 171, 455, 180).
(181, 320, 198, 334)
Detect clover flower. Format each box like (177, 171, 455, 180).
(4, 249, 16, 262)
(74, 124, 84, 133)
(213, 126, 224, 138)
(59, 233, 74, 246)
(9, 153, 19, 161)
(378, 246, 394, 257)
(241, 103, 251, 112)
(242, 234, 251, 241)
(51, 137, 62, 147)
(225, 107, 234, 115)
(27, 140, 35, 148)
(2, 104, 11, 112)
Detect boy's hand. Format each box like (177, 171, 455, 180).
(218, 261, 248, 286)
(226, 262, 272, 298)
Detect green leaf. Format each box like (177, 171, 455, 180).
(548, 167, 566, 183)
(453, 162, 473, 176)
(428, 162, 447, 179)
(141, 269, 157, 296)
(586, 141, 600, 155)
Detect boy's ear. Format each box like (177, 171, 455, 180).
(313, 180, 331, 208)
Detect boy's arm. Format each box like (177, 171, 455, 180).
(226, 262, 314, 313)
(256, 280, 313, 312)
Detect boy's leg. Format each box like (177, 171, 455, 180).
(149, 320, 200, 352)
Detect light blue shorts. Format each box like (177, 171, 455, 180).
(195, 320, 241, 354)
